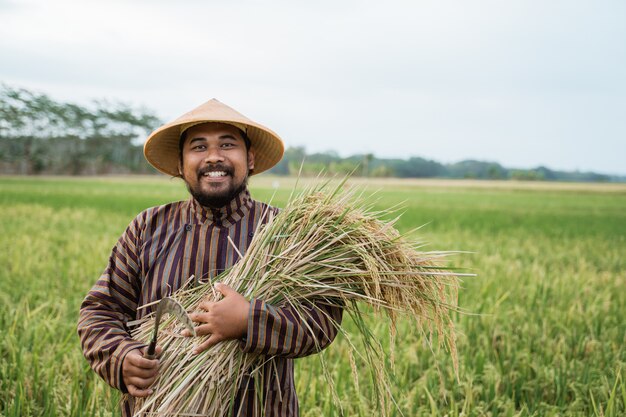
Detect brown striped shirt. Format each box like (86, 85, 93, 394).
(77, 187, 342, 416)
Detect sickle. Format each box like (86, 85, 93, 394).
(144, 297, 195, 359)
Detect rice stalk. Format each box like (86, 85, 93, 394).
(129, 179, 465, 416)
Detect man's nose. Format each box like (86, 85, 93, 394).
(204, 146, 225, 163)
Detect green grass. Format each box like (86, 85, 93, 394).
(1, 176, 624, 416)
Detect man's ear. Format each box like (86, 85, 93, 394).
(177, 160, 184, 177)
(247, 149, 255, 171)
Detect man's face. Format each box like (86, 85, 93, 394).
(180, 123, 255, 208)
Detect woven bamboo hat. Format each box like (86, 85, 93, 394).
(144, 99, 284, 176)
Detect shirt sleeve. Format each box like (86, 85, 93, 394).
(77, 214, 146, 392)
(240, 298, 343, 358)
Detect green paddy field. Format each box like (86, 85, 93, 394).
(0, 176, 624, 416)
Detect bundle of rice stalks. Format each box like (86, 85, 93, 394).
(130, 179, 466, 416)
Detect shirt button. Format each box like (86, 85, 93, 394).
(249, 232, 254, 237)
(185, 225, 192, 231)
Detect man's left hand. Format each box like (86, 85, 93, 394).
(183, 283, 250, 354)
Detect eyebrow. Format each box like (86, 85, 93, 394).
(188, 134, 240, 145)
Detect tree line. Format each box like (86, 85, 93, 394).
(272, 148, 616, 182)
(0, 84, 160, 175)
(0, 84, 620, 181)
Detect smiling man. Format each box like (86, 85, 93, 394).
(181, 122, 255, 208)
(77, 99, 342, 417)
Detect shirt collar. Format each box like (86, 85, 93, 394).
(189, 187, 253, 226)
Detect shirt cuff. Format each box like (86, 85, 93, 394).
(239, 298, 265, 353)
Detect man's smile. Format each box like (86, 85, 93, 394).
(201, 170, 229, 182)
(203, 171, 227, 178)
(198, 165, 233, 182)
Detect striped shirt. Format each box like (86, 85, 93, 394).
(77, 187, 342, 417)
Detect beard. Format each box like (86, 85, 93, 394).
(185, 163, 249, 209)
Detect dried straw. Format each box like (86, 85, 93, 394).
(129, 179, 465, 416)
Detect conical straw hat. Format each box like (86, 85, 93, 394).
(144, 99, 284, 176)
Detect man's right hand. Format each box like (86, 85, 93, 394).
(122, 346, 162, 397)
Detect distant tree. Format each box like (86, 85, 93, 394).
(535, 166, 557, 180)
(0, 84, 161, 175)
(394, 157, 445, 178)
(371, 164, 392, 177)
(487, 164, 506, 179)
(362, 153, 374, 177)
(283, 147, 307, 175)
(510, 169, 545, 181)
(447, 160, 507, 179)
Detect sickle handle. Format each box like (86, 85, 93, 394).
(144, 339, 157, 360)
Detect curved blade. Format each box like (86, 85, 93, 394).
(157, 297, 196, 336)
(147, 297, 195, 358)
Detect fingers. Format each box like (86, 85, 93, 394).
(214, 282, 236, 297)
(184, 309, 212, 337)
(180, 322, 221, 353)
(126, 365, 158, 379)
(193, 324, 214, 336)
(189, 311, 207, 323)
(197, 301, 214, 312)
(126, 374, 158, 389)
(122, 348, 161, 397)
(127, 352, 159, 369)
(193, 334, 222, 355)
(123, 360, 158, 387)
(127, 384, 153, 398)
(183, 324, 211, 337)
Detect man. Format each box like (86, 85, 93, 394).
(77, 99, 342, 416)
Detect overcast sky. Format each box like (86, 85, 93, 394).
(1, 0, 625, 174)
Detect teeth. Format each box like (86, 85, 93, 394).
(203, 171, 227, 178)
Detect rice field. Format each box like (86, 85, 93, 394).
(0, 175, 624, 416)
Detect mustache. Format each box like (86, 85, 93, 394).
(197, 164, 233, 178)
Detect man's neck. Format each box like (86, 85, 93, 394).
(190, 186, 252, 224)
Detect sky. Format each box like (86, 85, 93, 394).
(1, 0, 625, 175)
